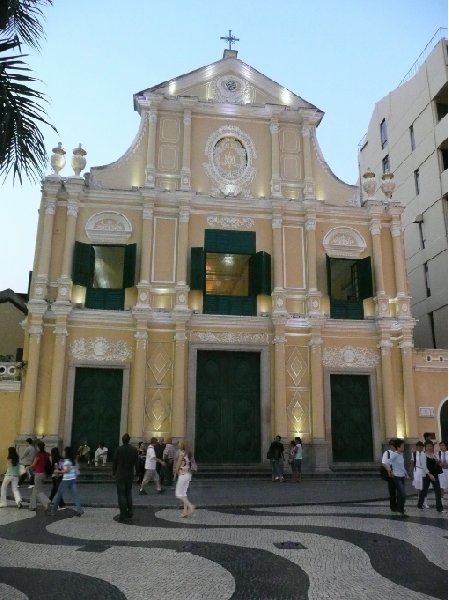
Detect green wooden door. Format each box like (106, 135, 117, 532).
(330, 374, 373, 462)
(195, 351, 260, 463)
(71, 368, 123, 460)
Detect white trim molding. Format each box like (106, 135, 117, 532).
(322, 226, 367, 258)
(85, 211, 133, 244)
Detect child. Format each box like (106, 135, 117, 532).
(0, 447, 23, 509)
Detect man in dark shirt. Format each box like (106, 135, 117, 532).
(112, 433, 139, 523)
(267, 436, 285, 482)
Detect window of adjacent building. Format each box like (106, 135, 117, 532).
(443, 195, 448, 236)
(418, 220, 426, 249)
(380, 118, 388, 149)
(414, 169, 420, 195)
(439, 141, 448, 172)
(72, 242, 136, 310)
(382, 155, 390, 174)
(424, 261, 431, 297)
(326, 256, 373, 320)
(429, 311, 437, 349)
(409, 124, 416, 151)
(190, 230, 271, 317)
(435, 83, 448, 121)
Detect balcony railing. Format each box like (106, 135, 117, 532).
(0, 362, 23, 389)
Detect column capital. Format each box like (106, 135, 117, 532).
(179, 207, 190, 223)
(43, 200, 57, 215)
(305, 217, 316, 231)
(270, 121, 279, 135)
(369, 220, 382, 236)
(390, 221, 403, 237)
(66, 199, 79, 217)
(147, 110, 158, 124)
(272, 216, 283, 229)
(143, 203, 154, 220)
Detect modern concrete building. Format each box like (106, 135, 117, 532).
(1, 44, 446, 471)
(359, 30, 448, 349)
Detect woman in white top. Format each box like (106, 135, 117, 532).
(175, 441, 195, 518)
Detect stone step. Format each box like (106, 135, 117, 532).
(75, 463, 380, 482)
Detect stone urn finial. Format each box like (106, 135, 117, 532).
(362, 168, 376, 200)
(50, 142, 66, 176)
(381, 171, 396, 201)
(71, 143, 87, 177)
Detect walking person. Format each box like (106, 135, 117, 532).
(49, 447, 84, 517)
(162, 438, 176, 488)
(139, 437, 164, 495)
(175, 441, 195, 517)
(292, 436, 303, 483)
(28, 441, 51, 512)
(137, 442, 146, 485)
(18, 437, 35, 488)
(382, 438, 398, 513)
(155, 438, 166, 486)
(49, 448, 65, 509)
(437, 441, 448, 501)
(112, 433, 139, 523)
(418, 441, 444, 513)
(386, 438, 409, 517)
(267, 436, 285, 482)
(0, 447, 23, 509)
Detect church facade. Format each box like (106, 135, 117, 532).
(8, 48, 447, 469)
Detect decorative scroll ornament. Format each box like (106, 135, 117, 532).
(204, 125, 257, 197)
(191, 331, 267, 344)
(212, 75, 250, 104)
(85, 211, 132, 243)
(70, 337, 132, 362)
(322, 345, 379, 368)
(207, 215, 255, 230)
(322, 227, 367, 258)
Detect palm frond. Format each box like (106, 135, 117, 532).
(1, 1, 53, 51)
(0, 49, 57, 183)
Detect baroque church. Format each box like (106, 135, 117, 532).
(7, 41, 447, 470)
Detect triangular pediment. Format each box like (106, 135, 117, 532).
(134, 54, 322, 116)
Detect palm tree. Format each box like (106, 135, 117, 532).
(0, 0, 56, 183)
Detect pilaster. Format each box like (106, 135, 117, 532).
(399, 327, 418, 440)
(56, 178, 83, 303)
(47, 304, 71, 439)
(171, 316, 189, 439)
(377, 328, 397, 439)
(144, 98, 162, 187)
(19, 303, 47, 436)
(180, 108, 192, 191)
(271, 212, 287, 315)
(136, 199, 154, 308)
(129, 323, 148, 439)
(269, 119, 282, 197)
(272, 317, 288, 437)
(301, 123, 316, 201)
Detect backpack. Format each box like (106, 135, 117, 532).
(44, 453, 53, 477)
(380, 450, 390, 481)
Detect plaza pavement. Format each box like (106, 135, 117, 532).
(0, 477, 447, 599)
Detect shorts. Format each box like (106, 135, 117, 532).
(292, 459, 302, 474)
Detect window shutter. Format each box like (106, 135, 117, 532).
(190, 247, 205, 290)
(72, 241, 93, 286)
(357, 257, 374, 300)
(122, 243, 137, 288)
(249, 251, 271, 296)
(326, 255, 332, 300)
(85, 288, 124, 310)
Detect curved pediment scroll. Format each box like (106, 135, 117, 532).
(85, 211, 132, 244)
(322, 226, 367, 258)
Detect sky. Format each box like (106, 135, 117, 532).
(1, 0, 447, 292)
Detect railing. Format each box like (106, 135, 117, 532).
(0, 362, 23, 382)
(399, 28, 448, 86)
